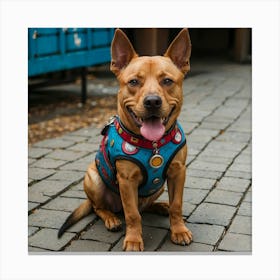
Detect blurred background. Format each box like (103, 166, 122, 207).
(28, 28, 251, 145)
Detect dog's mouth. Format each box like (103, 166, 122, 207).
(127, 107, 174, 141)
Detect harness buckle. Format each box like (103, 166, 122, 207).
(101, 115, 117, 136)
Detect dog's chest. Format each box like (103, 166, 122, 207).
(95, 116, 186, 197)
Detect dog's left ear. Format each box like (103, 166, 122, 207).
(164, 28, 192, 74)
(110, 29, 138, 75)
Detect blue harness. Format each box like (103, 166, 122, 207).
(95, 116, 186, 197)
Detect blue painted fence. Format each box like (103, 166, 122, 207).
(28, 28, 114, 77)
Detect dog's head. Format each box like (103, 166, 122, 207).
(110, 28, 191, 141)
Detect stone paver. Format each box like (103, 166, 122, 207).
(47, 170, 85, 183)
(33, 138, 75, 149)
(237, 201, 252, 216)
(28, 202, 40, 212)
(28, 167, 56, 181)
(28, 180, 72, 203)
(42, 197, 87, 212)
(187, 223, 225, 245)
(65, 240, 111, 252)
(185, 177, 216, 190)
(216, 177, 250, 193)
(189, 160, 229, 172)
(218, 232, 251, 252)
(183, 188, 210, 205)
(188, 203, 236, 226)
(67, 142, 98, 152)
(205, 189, 243, 206)
(29, 209, 71, 229)
(61, 189, 87, 199)
(28, 59, 252, 252)
(228, 215, 251, 235)
(29, 228, 75, 251)
(187, 168, 223, 180)
(28, 147, 52, 159)
(30, 158, 67, 169)
(45, 149, 89, 161)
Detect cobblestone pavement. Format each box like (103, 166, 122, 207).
(28, 59, 252, 253)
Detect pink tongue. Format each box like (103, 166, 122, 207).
(140, 118, 165, 141)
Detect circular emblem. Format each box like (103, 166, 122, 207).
(122, 141, 138, 155)
(152, 177, 161, 185)
(173, 130, 182, 144)
(149, 154, 164, 168)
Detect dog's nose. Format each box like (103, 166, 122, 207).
(143, 95, 162, 109)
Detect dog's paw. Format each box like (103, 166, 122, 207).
(105, 217, 122, 232)
(171, 225, 193, 246)
(123, 235, 144, 251)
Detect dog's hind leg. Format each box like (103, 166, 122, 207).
(94, 208, 122, 232)
(84, 163, 123, 232)
(141, 187, 169, 216)
(144, 202, 169, 216)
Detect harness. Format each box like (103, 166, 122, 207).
(95, 116, 186, 197)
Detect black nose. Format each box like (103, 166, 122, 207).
(143, 95, 162, 109)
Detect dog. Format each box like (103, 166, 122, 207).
(58, 28, 192, 251)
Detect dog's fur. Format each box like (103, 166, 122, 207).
(58, 28, 193, 251)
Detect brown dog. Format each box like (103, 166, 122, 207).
(58, 28, 192, 251)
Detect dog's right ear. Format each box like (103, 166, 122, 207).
(110, 29, 138, 75)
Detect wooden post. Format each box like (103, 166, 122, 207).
(234, 28, 251, 62)
(81, 67, 87, 104)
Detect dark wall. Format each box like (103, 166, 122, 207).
(122, 28, 251, 62)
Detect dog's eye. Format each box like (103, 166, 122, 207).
(162, 78, 174, 86)
(128, 79, 140, 87)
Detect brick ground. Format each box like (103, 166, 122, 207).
(28, 59, 252, 253)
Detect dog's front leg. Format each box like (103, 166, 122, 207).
(167, 145, 193, 246)
(116, 160, 144, 251)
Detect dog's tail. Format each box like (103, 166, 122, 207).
(58, 199, 93, 238)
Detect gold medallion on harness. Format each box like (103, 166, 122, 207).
(149, 154, 164, 168)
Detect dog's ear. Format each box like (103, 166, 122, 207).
(110, 29, 138, 75)
(164, 28, 192, 74)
